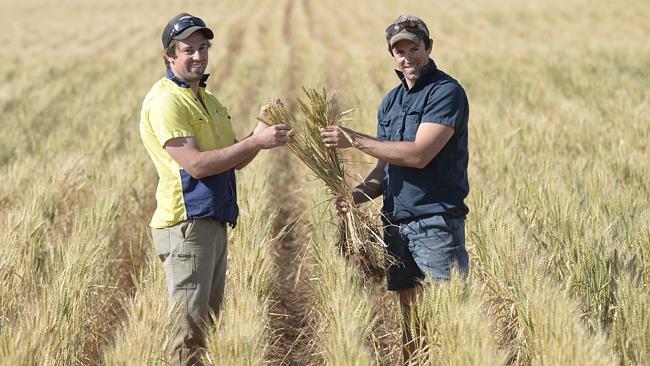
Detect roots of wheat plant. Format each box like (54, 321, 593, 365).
(259, 87, 387, 282)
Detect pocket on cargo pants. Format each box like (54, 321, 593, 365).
(169, 252, 197, 290)
(169, 220, 198, 290)
(152, 221, 199, 297)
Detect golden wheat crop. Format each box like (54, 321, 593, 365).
(1, 0, 648, 365)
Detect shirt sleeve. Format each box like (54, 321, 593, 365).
(376, 95, 390, 140)
(422, 82, 468, 129)
(148, 93, 193, 147)
(377, 110, 386, 140)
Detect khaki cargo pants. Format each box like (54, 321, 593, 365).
(152, 219, 228, 366)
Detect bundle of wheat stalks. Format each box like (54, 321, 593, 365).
(259, 87, 387, 281)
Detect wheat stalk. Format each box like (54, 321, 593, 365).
(259, 87, 387, 281)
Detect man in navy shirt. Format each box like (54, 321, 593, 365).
(320, 14, 469, 362)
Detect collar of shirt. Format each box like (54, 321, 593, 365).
(394, 58, 437, 93)
(165, 67, 210, 88)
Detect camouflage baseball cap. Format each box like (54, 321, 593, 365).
(385, 14, 430, 47)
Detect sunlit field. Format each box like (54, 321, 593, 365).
(1, 0, 648, 365)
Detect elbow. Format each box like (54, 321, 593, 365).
(395, 160, 422, 169)
(192, 171, 208, 180)
(186, 161, 231, 178)
(234, 160, 249, 170)
(412, 149, 436, 169)
(396, 146, 433, 169)
(184, 163, 209, 180)
(409, 156, 432, 169)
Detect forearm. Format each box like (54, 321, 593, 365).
(233, 134, 259, 170)
(352, 182, 382, 205)
(166, 123, 290, 179)
(346, 130, 427, 168)
(351, 161, 385, 205)
(234, 150, 259, 170)
(192, 136, 261, 178)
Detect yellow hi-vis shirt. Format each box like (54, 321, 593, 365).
(139, 73, 238, 228)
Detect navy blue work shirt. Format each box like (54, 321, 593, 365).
(377, 59, 469, 222)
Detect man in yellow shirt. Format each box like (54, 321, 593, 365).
(140, 13, 290, 365)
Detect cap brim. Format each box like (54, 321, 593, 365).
(389, 30, 420, 47)
(174, 26, 214, 41)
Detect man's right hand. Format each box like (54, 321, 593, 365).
(320, 126, 354, 148)
(253, 122, 292, 149)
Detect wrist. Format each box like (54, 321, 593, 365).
(340, 127, 357, 148)
(351, 188, 364, 204)
(248, 134, 264, 150)
(349, 131, 364, 150)
(349, 133, 358, 148)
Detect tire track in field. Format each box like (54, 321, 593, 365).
(305, 3, 403, 364)
(265, 1, 321, 364)
(266, 163, 319, 365)
(302, 0, 345, 92)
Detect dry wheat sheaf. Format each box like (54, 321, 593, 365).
(259, 87, 390, 282)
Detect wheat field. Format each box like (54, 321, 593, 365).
(1, 0, 648, 365)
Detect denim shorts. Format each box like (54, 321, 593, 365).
(384, 215, 469, 291)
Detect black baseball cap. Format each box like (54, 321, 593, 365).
(162, 13, 214, 49)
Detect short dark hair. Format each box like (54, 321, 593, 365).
(163, 39, 212, 67)
(163, 39, 178, 67)
(422, 36, 432, 49)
